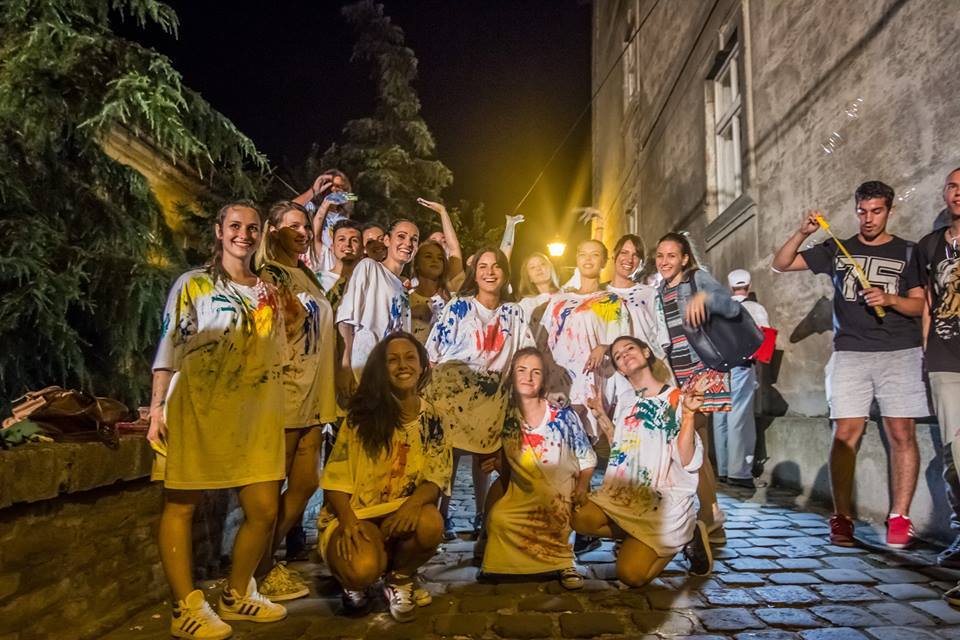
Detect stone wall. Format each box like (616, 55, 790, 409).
(592, 0, 960, 416)
(0, 438, 232, 640)
(592, 0, 960, 545)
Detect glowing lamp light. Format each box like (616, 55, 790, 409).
(547, 239, 566, 257)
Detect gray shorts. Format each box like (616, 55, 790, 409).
(824, 347, 929, 420)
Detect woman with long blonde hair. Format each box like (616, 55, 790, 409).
(254, 200, 337, 602)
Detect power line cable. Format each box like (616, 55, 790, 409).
(510, 0, 661, 214)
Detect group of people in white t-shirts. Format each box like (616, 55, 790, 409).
(147, 168, 770, 638)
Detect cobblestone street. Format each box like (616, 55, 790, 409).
(104, 460, 960, 640)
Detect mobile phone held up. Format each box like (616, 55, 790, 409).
(325, 192, 359, 205)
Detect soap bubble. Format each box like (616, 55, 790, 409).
(897, 186, 917, 203)
(820, 131, 844, 155)
(820, 97, 864, 156)
(844, 97, 864, 119)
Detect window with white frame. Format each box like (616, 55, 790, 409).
(622, 7, 639, 111)
(712, 29, 743, 212)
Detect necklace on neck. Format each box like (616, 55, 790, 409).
(634, 386, 648, 398)
(947, 228, 960, 260)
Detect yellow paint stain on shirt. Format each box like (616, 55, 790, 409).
(253, 304, 275, 337)
(520, 447, 538, 469)
(590, 295, 621, 322)
(184, 274, 215, 301)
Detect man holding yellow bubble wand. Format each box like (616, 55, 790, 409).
(772, 181, 925, 549)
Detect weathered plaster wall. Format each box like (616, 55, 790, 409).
(593, 0, 960, 417)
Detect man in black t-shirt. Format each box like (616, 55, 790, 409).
(917, 167, 960, 575)
(773, 181, 925, 550)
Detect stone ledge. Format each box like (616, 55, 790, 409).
(0, 436, 153, 509)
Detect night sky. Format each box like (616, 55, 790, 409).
(123, 1, 593, 265)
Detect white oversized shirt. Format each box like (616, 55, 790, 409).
(260, 262, 337, 428)
(335, 258, 411, 375)
(607, 283, 671, 360)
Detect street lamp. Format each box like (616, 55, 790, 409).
(547, 239, 566, 257)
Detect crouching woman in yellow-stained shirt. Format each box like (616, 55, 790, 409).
(319, 332, 452, 623)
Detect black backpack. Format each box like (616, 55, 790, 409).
(681, 273, 764, 372)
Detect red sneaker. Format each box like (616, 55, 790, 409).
(829, 514, 855, 547)
(886, 514, 914, 549)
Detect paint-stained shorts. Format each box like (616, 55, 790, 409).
(824, 347, 929, 420)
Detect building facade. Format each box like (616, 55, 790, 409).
(593, 0, 960, 417)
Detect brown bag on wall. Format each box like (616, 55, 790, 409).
(2, 386, 133, 448)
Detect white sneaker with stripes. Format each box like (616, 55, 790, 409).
(171, 589, 232, 639)
(218, 577, 287, 623)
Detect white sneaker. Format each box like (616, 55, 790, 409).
(171, 589, 232, 639)
(383, 574, 417, 622)
(218, 577, 287, 623)
(411, 574, 432, 606)
(259, 562, 310, 601)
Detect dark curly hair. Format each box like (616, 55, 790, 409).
(854, 181, 895, 209)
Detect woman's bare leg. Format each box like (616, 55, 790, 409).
(158, 489, 204, 601)
(326, 521, 388, 590)
(229, 481, 281, 594)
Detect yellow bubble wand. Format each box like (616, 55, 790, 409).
(814, 214, 885, 318)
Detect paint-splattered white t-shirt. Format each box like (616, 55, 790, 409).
(425, 296, 533, 452)
(260, 261, 337, 428)
(335, 258, 411, 376)
(153, 269, 286, 489)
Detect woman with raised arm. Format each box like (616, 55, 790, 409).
(252, 201, 337, 602)
(574, 336, 711, 587)
(654, 232, 741, 543)
(482, 347, 596, 590)
(542, 239, 630, 438)
(294, 169, 354, 274)
(419, 197, 464, 281)
(148, 201, 291, 639)
(426, 247, 533, 539)
(408, 239, 450, 344)
(319, 333, 451, 623)
(335, 219, 419, 396)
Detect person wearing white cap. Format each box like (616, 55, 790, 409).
(712, 269, 769, 488)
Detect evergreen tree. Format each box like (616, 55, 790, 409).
(310, 0, 453, 232)
(0, 0, 268, 408)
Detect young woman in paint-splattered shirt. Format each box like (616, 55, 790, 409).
(409, 240, 450, 345)
(542, 239, 631, 438)
(605, 234, 671, 362)
(335, 219, 418, 388)
(148, 201, 290, 638)
(576, 336, 710, 587)
(482, 348, 596, 590)
(425, 274, 533, 453)
(319, 333, 452, 622)
(425, 247, 533, 537)
(255, 201, 337, 602)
